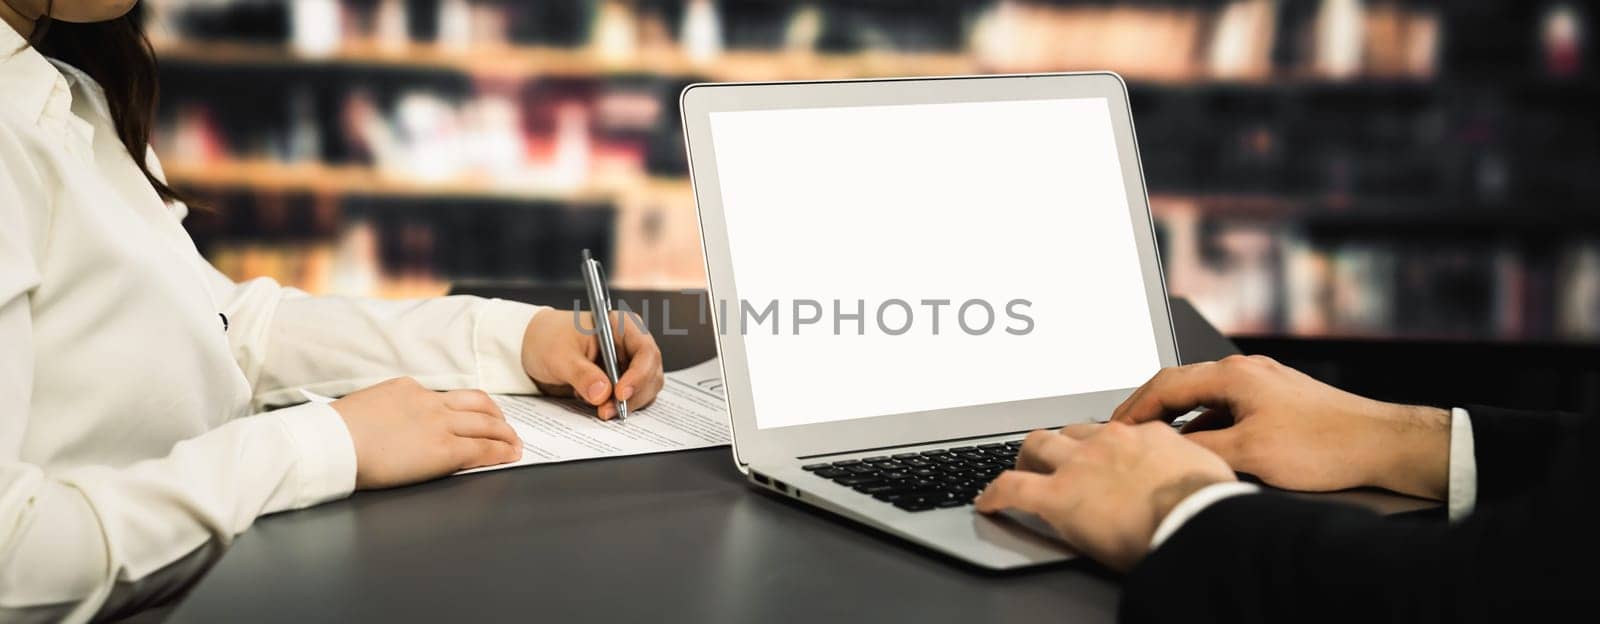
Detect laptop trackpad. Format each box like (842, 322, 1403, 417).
(971, 508, 1077, 558)
(996, 508, 1066, 543)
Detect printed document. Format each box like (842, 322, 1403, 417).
(301, 359, 730, 474)
(467, 358, 729, 473)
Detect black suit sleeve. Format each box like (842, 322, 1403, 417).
(1119, 407, 1597, 624)
(1464, 404, 1584, 504)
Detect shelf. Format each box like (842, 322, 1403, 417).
(161, 159, 619, 203)
(1150, 192, 1600, 231)
(151, 39, 978, 83)
(151, 39, 1443, 88)
(1232, 333, 1600, 352)
(162, 163, 1588, 232)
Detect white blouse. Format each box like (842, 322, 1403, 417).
(0, 24, 545, 622)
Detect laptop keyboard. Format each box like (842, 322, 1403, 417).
(802, 440, 1023, 512)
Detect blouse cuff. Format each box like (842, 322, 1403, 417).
(472, 298, 546, 395)
(270, 402, 358, 512)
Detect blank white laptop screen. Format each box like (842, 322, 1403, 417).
(707, 97, 1160, 430)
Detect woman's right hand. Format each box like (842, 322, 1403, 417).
(331, 377, 522, 490)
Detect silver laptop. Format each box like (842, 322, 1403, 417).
(680, 73, 1178, 569)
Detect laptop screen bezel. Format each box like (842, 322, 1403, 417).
(680, 73, 1180, 466)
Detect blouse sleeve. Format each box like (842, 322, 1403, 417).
(0, 128, 355, 623)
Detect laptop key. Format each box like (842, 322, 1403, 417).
(802, 463, 830, 471)
(893, 499, 934, 512)
(822, 442, 1041, 511)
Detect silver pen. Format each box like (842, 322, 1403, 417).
(580, 249, 628, 421)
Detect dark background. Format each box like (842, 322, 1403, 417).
(143, 0, 1600, 412)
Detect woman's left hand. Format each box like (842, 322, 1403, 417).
(520, 307, 665, 420)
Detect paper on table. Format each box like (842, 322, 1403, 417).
(299, 358, 730, 475)
(461, 357, 729, 474)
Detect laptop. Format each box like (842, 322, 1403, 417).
(679, 73, 1177, 569)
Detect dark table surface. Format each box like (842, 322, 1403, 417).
(166, 287, 1427, 623)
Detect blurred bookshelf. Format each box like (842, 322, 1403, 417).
(147, 0, 1600, 344)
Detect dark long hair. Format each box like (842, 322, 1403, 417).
(22, 3, 187, 204)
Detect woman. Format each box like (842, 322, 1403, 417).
(0, 2, 665, 621)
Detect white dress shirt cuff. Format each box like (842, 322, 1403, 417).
(1447, 407, 1478, 522)
(270, 402, 358, 512)
(473, 298, 546, 395)
(1150, 482, 1262, 550)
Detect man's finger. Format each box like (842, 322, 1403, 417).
(1178, 408, 1233, 434)
(1184, 428, 1241, 466)
(1016, 429, 1079, 473)
(443, 389, 502, 418)
(1059, 423, 1101, 440)
(975, 470, 1055, 514)
(1111, 362, 1233, 425)
(1112, 381, 1153, 424)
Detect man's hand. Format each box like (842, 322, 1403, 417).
(1112, 354, 1451, 500)
(975, 423, 1235, 571)
(520, 308, 665, 420)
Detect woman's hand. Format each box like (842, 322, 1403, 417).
(976, 423, 1235, 571)
(1111, 354, 1452, 500)
(520, 307, 666, 420)
(332, 377, 522, 490)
